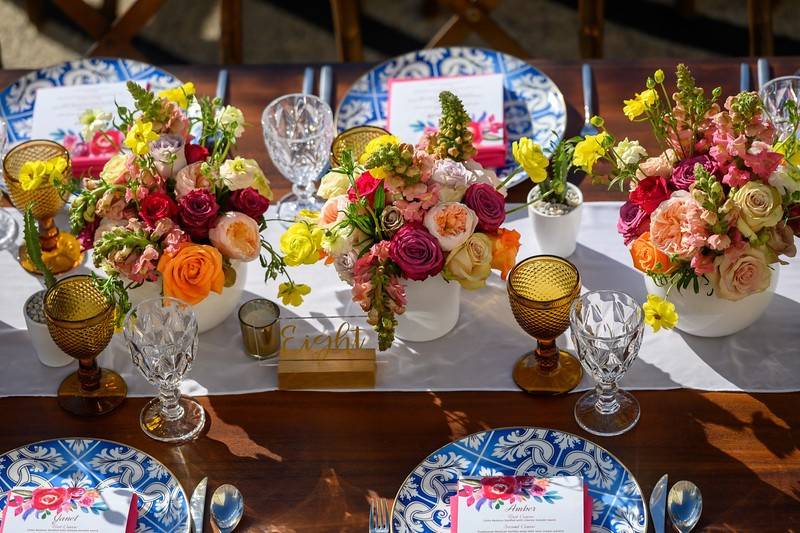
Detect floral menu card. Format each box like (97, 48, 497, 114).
(30, 82, 132, 177)
(450, 476, 591, 533)
(386, 73, 505, 168)
(0, 487, 137, 533)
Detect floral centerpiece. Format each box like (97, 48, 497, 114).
(280, 91, 522, 349)
(577, 65, 799, 334)
(69, 81, 299, 329)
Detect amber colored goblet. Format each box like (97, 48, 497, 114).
(3, 139, 83, 274)
(507, 255, 583, 394)
(44, 275, 127, 416)
(331, 126, 390, 166)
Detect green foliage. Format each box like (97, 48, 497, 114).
(648, 262, 712, 296)
(91, 273, 132, 329)
(23, 205, 56, 289)
(364, 142, 420, 184)
(116, 81, 168, 131)
(540, 135, 580, 204)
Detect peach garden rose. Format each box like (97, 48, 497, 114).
(713, 246, 771, 301)
(422, 202, 478, 251)
(649, 191, 708, 260)
(209, 211, 261, 261)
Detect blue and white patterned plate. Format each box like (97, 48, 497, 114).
(0, 438, 190, 532)
(392, 427, 646, 533)
(336, 47, 566, 188)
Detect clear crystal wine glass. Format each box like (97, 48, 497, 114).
(262, 93, 334, 225)
(760, 76, 800, 139)
(569, 290, 644, 437)
(0, 117, 18, 250)
(124, 297, 206, 443)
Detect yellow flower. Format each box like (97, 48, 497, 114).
(158, 82, 195, 108)
(511, 137, 549, 183)
(623, 89, 658, 121)
(573, 132, 611, 173)
(19, 160, 48, 191)
(296, 209, 320, 224)
(643, 294, 678, 332)
(46, 156, 68, 181)
(359, 134, 399, 164)
(280, 221, 324, 266)
(278, 282, 311, 306)
(124, 120, 159, 155)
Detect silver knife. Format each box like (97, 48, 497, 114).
(190, 477, 208, 533)
(649, 474, 668, 533)
(319, 65, 334, 109)
(216, 69, 229, 105)
(757, 57, 770, 90)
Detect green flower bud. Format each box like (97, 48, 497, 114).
(654, 69, 665, 83)
(590, 115, 604, 127)
(646, 77, 655, 89)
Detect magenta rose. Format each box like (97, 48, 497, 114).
(139, 191, 178, 228)
(178, 189, 220, 239)
(228, 187, 270, 220)
(463, 183, 506, 232)
(670, 155, 718, 191)
(617, 201, 650, 245)
(389, 225, 444, 281)
(348, 171, 384, 207)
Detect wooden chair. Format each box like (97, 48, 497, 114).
(24, 0, 243, 64)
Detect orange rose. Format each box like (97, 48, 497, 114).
(490, 228, 521, 280)
(630, 232, 676, 274)
(157, 243, 225, 304)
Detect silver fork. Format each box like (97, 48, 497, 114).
(369, 498, 390, 533)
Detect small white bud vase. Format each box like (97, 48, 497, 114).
(395, 275, 460, 342)
(527, 183, 583, 257)
(23, 290, 73, 367)
(644, 269, 778, 337)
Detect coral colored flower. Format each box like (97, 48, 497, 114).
(629, 176, 671, 214)
(722, 166, 752, 188)
(649, 191, 708, 259)
(157, 243, 225, 305)
(630, 232, 676, 274)
(637, 149, 677, 179)
(348, 171, 384, 207)
(511, 137, 548, 183)
(691, 252, 715, 275)
(422, 202, 478, 251)
(490, 228, 521, 280)
(278, 282, 310, 306)
(174, 161, 212, 199)
(318, 195, 348, 227)
(209, 211, 261, 261)
(713, 246, 771, 301)
(124, 120, 159, 155)
(643, 294, 678, 332)
(741, 141, 782, 178)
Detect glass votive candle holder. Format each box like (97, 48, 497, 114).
(238, 299, 281, 360)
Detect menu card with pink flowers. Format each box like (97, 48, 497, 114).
(450, 476, 591, 533)
(0, 487, 137, 533)
(386, 73, 505, 168)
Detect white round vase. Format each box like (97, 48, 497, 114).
(128, 260, 247, 333)
(395, 275, 460, 342)
(644, 269, 778, 337)
(527, 183, 584, 257)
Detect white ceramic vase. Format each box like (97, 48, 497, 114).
(395, 275, 460, 342)
(644, 269, 779, 337)
(128, 260, 247, 333)
(24, 290, 73, 367)
(527, 183, 583, 257)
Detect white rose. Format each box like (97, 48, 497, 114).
(463, 159, 507, 197)
(220, 157, 264, 191)
(613, 138, 648, 166)
(216, 105, 245, 138)
(767, 165, 800, 197)
(423, 202, 478, 251)
(318, 170, 351, 199)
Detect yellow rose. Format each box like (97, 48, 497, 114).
(573, 132, 611, 173)
(732, 181, 783, 237)
(100, 154, 129, 184)
(443, 232, 493, 289)
(280, 222, 324, 266)
(511, 137, 549, 183)
(318, 170, 351, 199)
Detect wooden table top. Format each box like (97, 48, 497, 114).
(1, 59, 799, 532)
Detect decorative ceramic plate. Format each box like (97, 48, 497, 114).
(392, 427, 646, 533)
(0, 438, 190, 532)
(336, 47, 566, 188)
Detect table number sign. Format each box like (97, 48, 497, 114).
(0, 487, 137, 533)
(450, 476, 591, 533)
(386, 73, 505, 168)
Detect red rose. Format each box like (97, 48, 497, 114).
(480, 476, 517, 501)
(178, 189, 220, 239)
(463, 183, 506, 232)
(228, 187, 270, 220)
(348, 171, 384, 207)
(89, 129, 124, 156)
(32, 488, 68, 511)
(629, 176, 671, 214)
(185, 143, 209, 164)
(139, 192, 178, 228)
(788, 204, 800, 236)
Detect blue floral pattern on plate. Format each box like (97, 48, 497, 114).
(392, 427, 646, 533)
(336, 47, 566, 188)
(0, 438, 190, 533)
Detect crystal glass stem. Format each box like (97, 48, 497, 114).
(159, 386, 184, 421)
(293, 180, 318, 210)
(77, 357, 101, 392)
(594, 381, 621, 415)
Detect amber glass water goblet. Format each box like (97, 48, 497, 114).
(330, 126, 390, 166)
(507, 255, 582, 394)
(3, 139, 83, 274)
(44, 275, 127, 416)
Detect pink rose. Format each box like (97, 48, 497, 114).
(422, 202, 478, 251)
(208, 211, 261, 261)
(650, 191, 708, 259)
(637, 149, 676, 179)
(713, 246, 771, 301)
(174, 161, 212, 199)
(31, 488, 68, 511)
(389, 225, 444, 281)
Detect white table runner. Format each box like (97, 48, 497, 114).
(0, 203, 798, 397)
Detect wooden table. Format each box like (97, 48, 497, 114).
(1, 59, 799, 532)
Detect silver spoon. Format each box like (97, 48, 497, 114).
(210, 484, 244, 533)
(667, 480, 702, 532)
